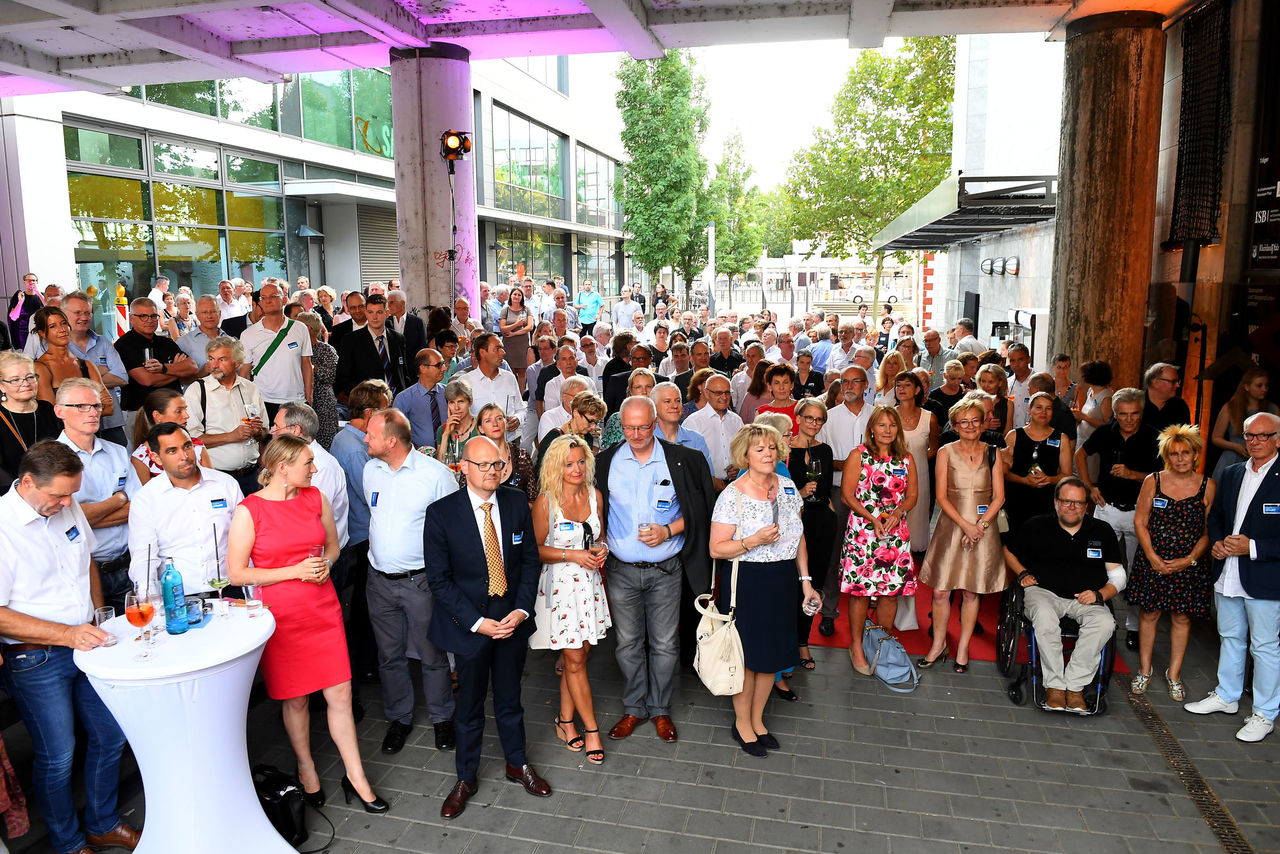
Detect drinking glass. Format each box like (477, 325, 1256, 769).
(205, 556, 229, 599)
(124, 593, 154, 661)
(806, 459, 824, 502)
(244, 586, 263, 618)
(93, 606, 118, 647)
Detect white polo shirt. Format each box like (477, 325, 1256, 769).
(684, 405, 744, 479)
(818, 401, 874, 486)
(241, 319, 312, 404)
(363, 450, 458, 574)
(127, 467, 243, 594)
(56, 432, 140, 562)
(0, 487, 97, 642)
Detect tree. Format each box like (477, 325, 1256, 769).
(616, 52, 707, 285)
(710, 131, 763, 282)
(784, 37, 954, 260)
(755, 189, 795, 258)
(672, 169, 721, 300)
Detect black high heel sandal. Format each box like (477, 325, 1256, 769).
(582, 728, 605, 765)
(341, 775, 389, 814)
(302, 786, 326, 809)
(555, 716, 584, 752)
(916, 646, 950, 669)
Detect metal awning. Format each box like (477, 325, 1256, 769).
(872, 175, 1058, 252)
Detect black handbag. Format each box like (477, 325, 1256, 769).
(252, 764, 308, 847)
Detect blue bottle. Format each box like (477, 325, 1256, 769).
(161, 558, 189, 634)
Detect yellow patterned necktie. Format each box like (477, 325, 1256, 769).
(481, 502, 507, 596)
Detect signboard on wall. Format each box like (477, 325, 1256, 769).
(1248, 0, 1280, 272)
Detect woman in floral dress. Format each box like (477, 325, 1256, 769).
(530, 434, 611, 764)
(838, 404, 918, 675)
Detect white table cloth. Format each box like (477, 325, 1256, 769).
(74, 608, 294, 854)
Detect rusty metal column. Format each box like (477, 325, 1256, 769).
(390, 43, 479, 313)
(1049, 11, 1165, 389)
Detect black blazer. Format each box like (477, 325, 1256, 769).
(1208, 458, 1280, 598)
(396, 313, 428, 361)
(335, 326, 409, 395)
(673, 369, 694, 402)
(595, 438, 715, 594)
(329, 318, 357, 351)
(604, 370, 669, 415)
(424, 485, 541, 656)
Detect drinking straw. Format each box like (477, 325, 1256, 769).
(145, 545, 151, 598)
(211, 523, 221, 581)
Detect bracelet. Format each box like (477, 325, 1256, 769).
(562, 549, 566, 562)
(663, 523, 673, 538)
(798, 575, 812, 582)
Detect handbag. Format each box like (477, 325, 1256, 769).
(252, 764, 307, 847)
(861, 620, 920, 693)
(693, 558, 745, 696)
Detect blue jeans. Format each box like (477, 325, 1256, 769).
(609, 558, 682, 718)
(1213, 593, 1280, 721)
(0, 647, 127, 853)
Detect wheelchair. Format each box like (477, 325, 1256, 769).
(995, 582, 1117, 715)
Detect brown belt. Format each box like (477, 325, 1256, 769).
(4, 643, 50, 653)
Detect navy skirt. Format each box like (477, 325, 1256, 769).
(718, 559, 800, 674)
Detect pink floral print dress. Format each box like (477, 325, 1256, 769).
(838, 444, 917, 597)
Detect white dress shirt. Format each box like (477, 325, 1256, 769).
(126, 467, 243, 594)
(56, 432, 141, 562)
(364, 450, 458, 574)
(538, 406, 571, 441)
(827, 343, 858, 374)
(0, 489, 97, 642)
(1217, 453, 1276, 599)
(184, 375, 266, 472)
(310, 440, 350, 549)
(218, 294, 251, 320)
(730, 370, 751, 411)
(464, 486, 529, 631)
(461, 367, 524, 440)
(818, 401, 874, 486)
(1009, 371, 1034, 429)
(684, 405, 744, 478)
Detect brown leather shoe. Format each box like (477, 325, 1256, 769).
(1066, 690, 1088, 713)
(1044, 688, 1067, 711)
(505, 763, 552, 797)
(85, 822, 141, 851)
(608, 714, 649, 740)
(440, 779, 478, 819)
(653, 715, 678, 743)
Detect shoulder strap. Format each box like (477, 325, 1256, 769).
(250, 319, 295, 379)
(0, 408, 28, 452)
(988, 443, 998, 468)
(77, 358, 90, 379)
(198, 377, 208, 434)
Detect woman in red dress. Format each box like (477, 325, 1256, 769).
(227, 434, 387, 813)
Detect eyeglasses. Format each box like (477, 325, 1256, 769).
(0, 374, 38, 386)
(63, 403, 105, 413)
(1154, 376, 1181, 385)
(1243, 431, 1277, 442)
(706, 389, 731, 397)
(463, 459, 507, 472)
(582, 417, 601, 428)
(1056, 498, 1088, 508)
(131, 313, 159, 320)
(423, 362, 445, 369)
(621, 423, 655, 434)
(797, 414, 826, 424)
(954, 419, 983, 428)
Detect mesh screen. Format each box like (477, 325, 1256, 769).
(1167, 0, 1232, 245)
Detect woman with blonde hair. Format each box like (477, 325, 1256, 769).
(895, 336, 921, 368)
(709, 423, 819, 756)
(874, 351, 908, 405)
(682, 367, 718, 421)
(1210, 367, 1275, 479)
(228, 434, 386, 813)
(0, 351, 60, 489)
(599, 368, 656, 449)
(975, 363, 1011, 434)
(434, 378, 476, 464)
(1128, 425, 1215, 700)
(531, 434, 611, 764)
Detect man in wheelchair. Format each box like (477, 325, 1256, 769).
(1003, 477, 1127, 713)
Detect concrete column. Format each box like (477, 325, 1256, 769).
(390, 44, 479, 314)
(1048, 12, 1165, 389)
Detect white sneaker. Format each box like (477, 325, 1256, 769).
(1235, 713, 1275, 743)
(1184, 691, 1239, 715)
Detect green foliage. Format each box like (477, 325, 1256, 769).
(673, 170, 721, 297)
(784, 36, 955, 259)
(616, 51, 708, 281)
(710, 131, 763, 280)
(755, 189, 795, 258)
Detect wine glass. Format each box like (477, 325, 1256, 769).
(807, 458, 824, 502)
(124, 592, 155, 661)
(205, 555, 229, 600)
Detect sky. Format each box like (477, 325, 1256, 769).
(690, 41, 861, 193)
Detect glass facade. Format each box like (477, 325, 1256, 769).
(489, 103, 565, 220)
(65, 125, 291, 336)
(576, 144, 619, 230)
(505, 56, 566, 94)
(575, 236, 620, 297)
(492, 224, 565, 284)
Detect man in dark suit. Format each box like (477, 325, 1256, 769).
(604, 344, 668, 415)
(335, 294, 408, 402)
(387, 290, 427, 359)
(1185, 412, 1280, 743)
(600, 331, 636, 386)
(673, 340, 712, 402)
(329, 291, 367, 352)
(425, 436, 549, 818)
(596, 396, 714, 744)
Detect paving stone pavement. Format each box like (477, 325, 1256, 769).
(9, 614, 1277, 853)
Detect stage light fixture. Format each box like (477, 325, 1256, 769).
(440, 130, 472, 161)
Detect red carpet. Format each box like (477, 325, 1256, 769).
(806, 587, 1129, 674)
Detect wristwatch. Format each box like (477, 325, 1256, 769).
(979, 520, 990, 530)
(1188, 559, 1198, 568)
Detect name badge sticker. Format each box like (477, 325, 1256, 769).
(1046, 438, 1061, 448)
(211, 498, 228, 509)
(655, 498, 672, 511)
(287, 341, 299, 349)
(66, 526, 81, 542)
(1086, 547, 1103, 559)
(892, 468, 907, 478)
(1152, 497, 1169, 510)
(370, 491, 379, 507)
(116, 476, 127, 490)
(98, 356, 108, 365)
(557, 521, 576, 531)
(783, 487, 796, 496)
(512, 532, 523, 545)
(976, 504, 989, 515)
(1264, 503, 1280, 515)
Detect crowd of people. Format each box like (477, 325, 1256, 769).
(0, 271, 1278, 849)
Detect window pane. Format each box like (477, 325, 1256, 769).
(305, 165, 356, 181)
(156, 226, 225, 298)
(73, 220, 155, 336)
(146, 80, 218, 116)
(153, 141, 219, 181)
(153, 182, 222, 226)
(352, 68, 393, 159)
(511, 115, 530, 189)
(280, 77, 302, 137)
(284, 197, 309, 282)
(67, 172, 149, 221)
(226, 191, 283, 230)
(226, 155, 280, 191)
(228, 230, 286, 284)
(301, 71, 353, 149)
(64, 127, 143, 170)
(219, 78, 277, 129)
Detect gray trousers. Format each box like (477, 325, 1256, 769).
(1024, 586, 1115, 692)
(1093, 503, 1139, 631)
(609, 557, 682, 718)
(366, 569, 455, 725)
(820, 489, 852, 618)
